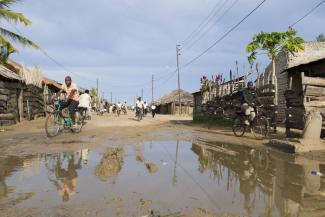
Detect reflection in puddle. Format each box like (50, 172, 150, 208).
(0, 141, 325, 217)
(94, 147, 124, 183)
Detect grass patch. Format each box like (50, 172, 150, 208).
(193, 115, 232, 128)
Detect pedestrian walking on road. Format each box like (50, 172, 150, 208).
(151, 104, 156, 118)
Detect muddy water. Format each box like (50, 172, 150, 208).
(1, 141, 325, 217)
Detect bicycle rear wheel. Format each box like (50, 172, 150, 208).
(232, 116, 246, 137)
(252, 116, 269, 140)
(137, 110, 143, 121)
(45, 113, 64, 137)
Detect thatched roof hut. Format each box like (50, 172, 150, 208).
(155, 89, 194, 106)
(154, 89, 194, 115)
(5, 59, 43, 88)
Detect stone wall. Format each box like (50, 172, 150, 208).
(23, 85, 45, 120)
(0, 80, 23, 125)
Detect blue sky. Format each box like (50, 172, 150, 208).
(7, 0, 325, 104)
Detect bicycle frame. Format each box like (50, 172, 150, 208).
(53, 100, 77, 128)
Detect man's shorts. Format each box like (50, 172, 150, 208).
(61, 100, 79, 116)
(241, 103, 254, 116)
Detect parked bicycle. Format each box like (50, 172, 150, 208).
(45, 99, 85, 137)
(232, 105, 269, 140)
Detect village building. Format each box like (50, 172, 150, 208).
(258, 41, 325, 123)
(6, 60, 45, 120)
(0, 65, 24, 125)
(154, 89, 194, 115)
(0, 59, 59, 125)
(42, 76, 62, 105)
(281, 43, 325, 136)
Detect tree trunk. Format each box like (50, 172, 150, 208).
(272, 59, 278, 106)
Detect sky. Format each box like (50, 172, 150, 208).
(6, 0, 325, 104)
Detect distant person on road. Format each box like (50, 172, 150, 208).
(79, 89, 91, 119)
(143, 101, 148, 116)
(151, 104, 156, 118)
(242, 81, 259, 126)
(58, 76, 79, 129)
(122, 102, 128, 114)
(96, 101, 105, 116)
(136, 97, 144, 117)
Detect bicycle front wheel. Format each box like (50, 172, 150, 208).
(232, 116, 246, 137)
(45, 113, 64, 137)
(252, 116, 269, 140)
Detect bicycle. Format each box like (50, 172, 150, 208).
(116, 108, 122, 117)
(232, 105, 269, 140)
(135, 107, 143, 121)
(45, 100, 85, 138)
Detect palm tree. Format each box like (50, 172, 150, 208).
(246, 29, 304, 105)
(0, 0, 39, 63)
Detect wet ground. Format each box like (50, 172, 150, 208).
(1, 140, 325, 217)
(1, 114, 325, 217)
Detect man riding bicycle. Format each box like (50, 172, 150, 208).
(79, 89, 91, 120)
(57, 76, 80, 129)
(135, 97, 144, 115)
(242, 81, 259, 126)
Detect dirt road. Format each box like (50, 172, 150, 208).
(1, 113, 325, 217)
(0, 113, 266, 157)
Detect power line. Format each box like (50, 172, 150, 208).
(290, 0, 325, 28)
(181, 0, 267, 69)
(182, 0, 224, 45)
(185, 0, 239, 50)
(182, 0, 228, 48)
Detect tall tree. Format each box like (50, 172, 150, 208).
(316, 34, 325, 42)
(0, 0, 39, 63)
(246, 29, 304, 104)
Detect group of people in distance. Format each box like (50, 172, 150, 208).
(55, 76, 158, 129)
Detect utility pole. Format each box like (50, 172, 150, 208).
(176, 45, 181, 115)
(96, 78, 99, 108)
(110, 92, 113, 103)
(152, 74, 154, 103)
(141, 88, 144, 100)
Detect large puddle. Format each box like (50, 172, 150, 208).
(1, 141, 325, 217)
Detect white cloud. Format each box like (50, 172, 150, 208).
(7, 0, 325, 102)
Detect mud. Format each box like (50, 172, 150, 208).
(1, 114, 325, 217)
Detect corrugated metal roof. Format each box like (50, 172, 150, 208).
(0, 65, 23, 81)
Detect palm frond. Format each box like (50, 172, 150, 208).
(0, 0, 20, 9)
(0, 9, 31, 25)
(0, 27, 39, 49)
(0, 34, 16, 63)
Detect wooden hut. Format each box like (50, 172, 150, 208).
(42, 77, 62, 104)
(0, 65, 24, 125)
(6, 60, 45, 120)
(283, 50, 325, 136)
(260, 42, 325, 124)
(155, 89, 194, 115)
